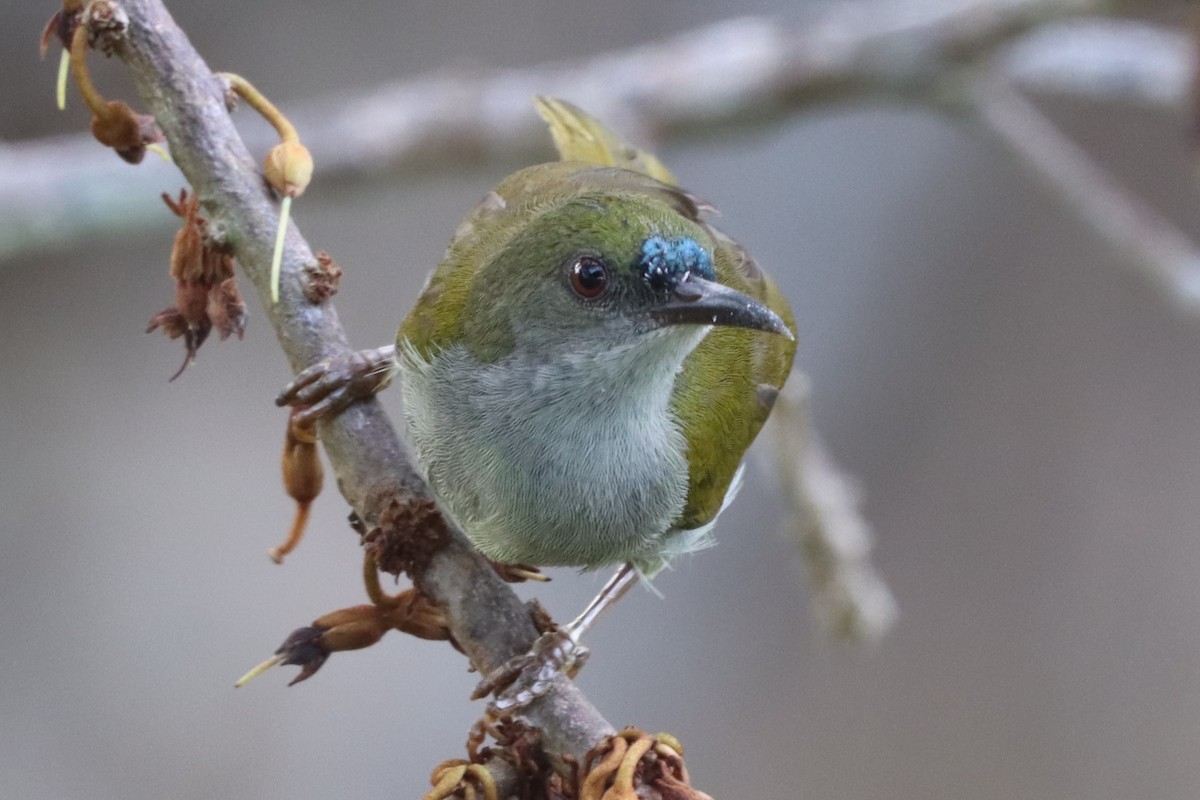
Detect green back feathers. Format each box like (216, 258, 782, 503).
(670, 230, 796, 529)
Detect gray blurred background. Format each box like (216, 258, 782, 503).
(3, 1, 1199, 798)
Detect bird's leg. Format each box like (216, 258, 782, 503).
(472, 562, 641, 715)
(561, 561, 639, 644)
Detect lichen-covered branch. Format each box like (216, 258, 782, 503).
(109, 0, 613, 772)
(2, 2, 1191, 260)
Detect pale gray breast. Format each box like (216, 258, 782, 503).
(396, 331, 703, 569)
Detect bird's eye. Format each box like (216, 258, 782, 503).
(569, 257, 609, 299)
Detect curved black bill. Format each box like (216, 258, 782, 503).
(643, 276, 793, 340)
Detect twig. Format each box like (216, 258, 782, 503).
(970, 78, 1200, 312)
(3, 2, 1190, 260)
(111, 0, 613, 772)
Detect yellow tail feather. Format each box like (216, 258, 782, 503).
(533, 96, 678, 186)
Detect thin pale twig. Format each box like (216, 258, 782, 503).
(971, 78, 1200, 313)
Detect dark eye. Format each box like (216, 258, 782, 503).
(569, 256, 609, 299)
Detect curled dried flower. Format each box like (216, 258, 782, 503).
(69, 22, 162, 162)
(468, 717, 568, 799)
(268, 411, 324, 564)
(147, 190, 246, 380)
(580, 729, 712, 800)
(424, 761, 499, 800)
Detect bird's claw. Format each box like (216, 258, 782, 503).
(472, 629, 589, 716)
(275, 345, 396, 426)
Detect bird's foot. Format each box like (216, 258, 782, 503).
(275, 345, 396, 426)
(471, 629, 589, 716)
(487, 560, 551, 584)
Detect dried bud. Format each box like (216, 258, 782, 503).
(304, 251, 343, 304)
(236, 604, 391, 688)
(82, 0, 129, 55)
(145, 306, 211, 382)
(268, 412, 323, 564)
(282, 415, 323, 505)
(67, 18, 162, 159)
(312, 612, 388, 654)
(264, 140, 313, 198)
(90, 100, 162, 164)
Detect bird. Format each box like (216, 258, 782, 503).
(283, 97, 796, 695)
(397, 96, 795, 657)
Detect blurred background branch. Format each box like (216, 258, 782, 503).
(3, 0, 1194, 267)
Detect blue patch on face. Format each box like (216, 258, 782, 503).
(640, 235, 715, 287)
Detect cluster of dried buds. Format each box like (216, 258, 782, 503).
(146, 190, 247, 379)
(429, 727, 713, 800)
(576, 729, 712, 800)
(44, 4, 327, 380)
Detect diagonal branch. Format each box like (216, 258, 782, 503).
(111, 0, 613, 773)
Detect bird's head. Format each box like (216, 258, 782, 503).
(438, 191, 791, 363)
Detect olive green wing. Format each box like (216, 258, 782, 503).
(670, 223, 797, 531)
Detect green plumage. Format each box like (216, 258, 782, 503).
(397, 98, 795, 565)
